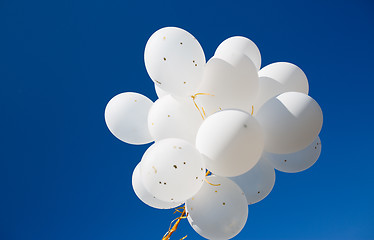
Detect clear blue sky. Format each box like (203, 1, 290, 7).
(1, 0, 373, 239)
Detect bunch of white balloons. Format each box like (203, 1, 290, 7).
(105, 27, 323, 240)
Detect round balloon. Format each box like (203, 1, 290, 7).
(254, 62, 309, 113)
(186, 175, 248, 240)
(140, 138, 205, 202)
(196, 109, 264, 177)
(196, 55, 259, 117)
(214, 36, 261, 70)
(144, 27, 206, 97)
(230, 158, 275, 205)
(104, 92, 153, 144)
(132, 163, 183, 209)
(148, 95, 204, 144)
(255, 92, 323, 154)
(263, 136, 322, 173)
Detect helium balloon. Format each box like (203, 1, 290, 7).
(104, 92, 153, 145)
(254, 62, 309, 114)
(148, 95, 203, 144)
(196, 54, 259, 117)
(214, 36, 261, 70)
(196, 109, 264, 177)
(256, 92, 323, 154)
(140, 138, 205, 202)
(186, 175, 248, 240)
(132, 163, 183, 209)
(230, 158, 275, 205)
(154, 83, 169, 99)
(263, 136, 322, 173)
(103, 27, 325, 238)
(144, 27, 206, 97)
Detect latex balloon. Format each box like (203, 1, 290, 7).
(154, 84, 169, 99)
(230, 158, 275, 205)
(214, 36, 261, 70)
(132, 163, 183, 209)
(186, 175, 248, 240)
(140, 138, 205, 202)
(104, 92, 153, 144)
(263, 136, 322, 173)
(256, 92, 323, 154)
(148, 95, 203, 144)
(254, 62, 309, 114)
(196, 109, 264, 177)
(195, 55, 259, 117)
(144, 27, 206, 97)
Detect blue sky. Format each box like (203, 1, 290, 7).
(1, 0, 373, 239)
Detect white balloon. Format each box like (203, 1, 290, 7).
(140, 138, 205, 202)
(186, 175, 248, 240)
(195, 55, 259, 117)
(104, 92, 153, 144)
(214, 36, 261, 70)
(148, 95, 203, 144)
(196, 109, 264, 177)
(132, 163, 183, 209)
(230, 158, 275, 205)
(256, 92, 323, 154)
(254, 62, 309, 114)
(263, 136, 322, 173)
(154, 83, 169, 99)
(144, 27, 206, 97)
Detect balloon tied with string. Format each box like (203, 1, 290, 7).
(105, 27, 323, 239)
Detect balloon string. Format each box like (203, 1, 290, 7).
(191, 97, 205, 120)
(193, 93, 215, 97)
(162, 207, 188, 240)
(191, 93, 214, 120)
(162, 170, 218, 239)
(204, 178, 221, 186)
(173, 207, 185, 214)
(204, 170, 221, 186)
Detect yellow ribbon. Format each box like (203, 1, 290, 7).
(191, 93, 214, 120)
(162, 207, 188, 240)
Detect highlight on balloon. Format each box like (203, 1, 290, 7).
(104, 26, 323, 240)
